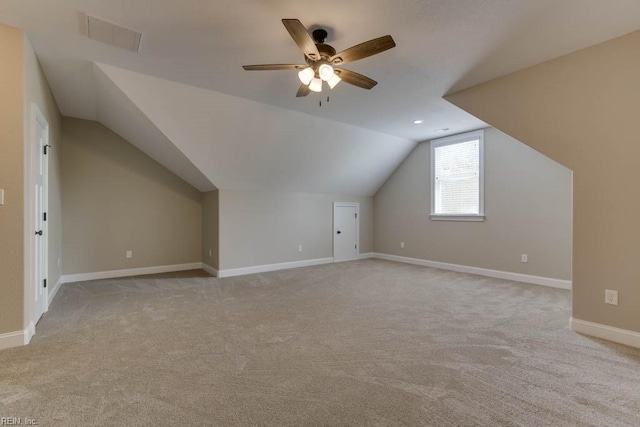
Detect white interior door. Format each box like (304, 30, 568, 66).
(33, 107, 49, 323)
(333, 203, 359, 262)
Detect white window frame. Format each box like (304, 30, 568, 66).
(430, 129, 485, 222)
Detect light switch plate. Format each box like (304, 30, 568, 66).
(0, 189, 4, 205)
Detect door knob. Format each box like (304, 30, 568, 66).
(336, 230, 341, 234)
(35, 230, 43, 236)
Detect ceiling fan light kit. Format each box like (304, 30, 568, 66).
(318, 63, 335, 81)
(243, 19, 396, 98)
(309, 77, 323, 93)
(327, 73, 341, 89)
(298, 67, 315, 85)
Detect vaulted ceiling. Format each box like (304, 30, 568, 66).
(2, 0, 639, 194)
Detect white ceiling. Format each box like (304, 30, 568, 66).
(2, 0, 639, 194)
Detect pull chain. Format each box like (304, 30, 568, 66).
(319, 96, 330, 108)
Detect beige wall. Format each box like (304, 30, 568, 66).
(218, 190, 373, 270)
(0, 25, 25, 334)
(202, 190, 219, 269)
(0, 27, 61, 335)
(445, 30, 640, 333)
(374, 128, 572, 279)
(61, 118, 202, 274)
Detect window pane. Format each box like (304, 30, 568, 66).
(434, 139, 480, 215)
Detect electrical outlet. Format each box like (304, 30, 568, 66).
(521, 254, 528, 263)
(605, 289, 618, 305)
(400, 242, 405, 249)
(298, 244, 303, 252)
(126, 250, 133, 259)
(0, 189, 4, 205)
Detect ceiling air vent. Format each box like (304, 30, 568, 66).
(86, 15, 142, 52)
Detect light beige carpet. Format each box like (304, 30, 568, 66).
(1, 259, 639, 426)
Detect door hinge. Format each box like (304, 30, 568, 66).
(355, 213, 358, 219)
(355, 244, 357, 249)
(44, 145, 50, 155)
(43, 279, 47, 288)
(43, 212, 47, 221)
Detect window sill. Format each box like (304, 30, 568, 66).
(430, 214, 485, 222)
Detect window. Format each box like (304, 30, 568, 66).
(430, 130, 484, 221)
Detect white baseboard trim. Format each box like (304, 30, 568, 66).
(60, 263, 203, 284)
(571, 318, 640, 349)
(201, 263, 218, 277)
(358, 252, 374, 259)
(372, 253, 571, 290)
(0, 327, 30, 351)
(218, 257, 334, 278)
(24, 321, 35, 345)
(48, 277, 64, 306)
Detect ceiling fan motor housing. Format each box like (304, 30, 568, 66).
(316, 43, 336, 58)
(305, 42, 337, 71)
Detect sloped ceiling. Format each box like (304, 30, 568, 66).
(96, 62, 415, 195)
(93, 64, 215, 192)
(2, 0, 640, 194)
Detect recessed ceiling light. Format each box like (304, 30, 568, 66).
(434, 128, 450, 133)
(413, 120, 423, 124)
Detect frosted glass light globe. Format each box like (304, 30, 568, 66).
(298, 67, 314, 85)
(309, 77, 323, 92)
(318, 64, 335, 81)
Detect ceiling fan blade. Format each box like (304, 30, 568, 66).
(243, 64, 307, 71)
(282, 19, 320, 61)
(330, 35, 396, 65)
(334, 68, 377, 89)
(296, 84, 311, 97)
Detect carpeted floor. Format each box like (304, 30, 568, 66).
(1, 259, 639, 426)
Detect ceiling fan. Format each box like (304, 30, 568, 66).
(243, 19, 396, 97)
